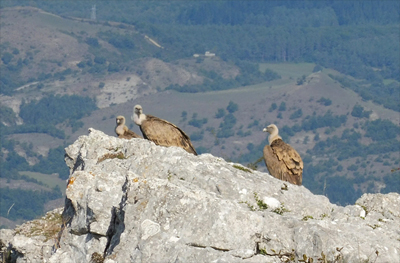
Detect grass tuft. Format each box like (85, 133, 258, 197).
(232, 164, 252, 173)
(97, 152, 126, 163)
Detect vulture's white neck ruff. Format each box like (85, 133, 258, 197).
(133, 111, 146, 126)
(269, 133, 282, 145)
(268, 126, 281, 145)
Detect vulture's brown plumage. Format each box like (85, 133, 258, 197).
(115, 116, 142, 139)
(131, 105, 197, 155)
(263, 124, 303, 185)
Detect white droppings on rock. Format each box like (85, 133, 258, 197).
(360, 209, 366, 218)
(169, 236, 180, 242)
(239, 188, 247, 195)
(262, 196, 281, 210)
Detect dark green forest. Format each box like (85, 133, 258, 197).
(0, 1, 399, 223)
(0, 187, 62, 221)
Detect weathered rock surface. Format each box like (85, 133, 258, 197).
(0, 208, 63, 263)
(1, 128, 399, 263)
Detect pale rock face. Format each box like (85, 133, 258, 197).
(1, 128, 399, 263)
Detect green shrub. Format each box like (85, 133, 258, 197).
(85, 37, 100, 47)
(227, 101, 239, 113)
(289, 109, 303, 119)
(1, 52, 13, 64)
(215, 108, 226, 118)
(351, 104, 371, 118)
(365, 119, 399, 141)
(317, 97, 332, 106)
(190, 131, 204, 141)
(278, 101, 286, 111)
(268, 103, 277, 112)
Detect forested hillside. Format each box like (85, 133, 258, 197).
(1, 1, 399, 108)
(0, 1, 399, 228)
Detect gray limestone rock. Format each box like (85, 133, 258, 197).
(1, 128, 399, 263)
(0, 208, 63, 263)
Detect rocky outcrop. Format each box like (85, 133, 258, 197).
(0, 208, 63, 263)
(1, 128, 399, 262)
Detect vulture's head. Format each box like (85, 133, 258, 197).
(116, 116, 125, 125)
(263, 124, 278, 134)
(263, 124, 281, 144)
(134, 104, 143, 116)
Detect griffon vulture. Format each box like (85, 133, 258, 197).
(131, 105, 197, 155)
(115, 116, 142, 139)
(263, 124, 303, 185)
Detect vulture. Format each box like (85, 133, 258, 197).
(263, 124, 303, 185)
(131, 105, 197, 155)
(115, 116, 142, 139)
